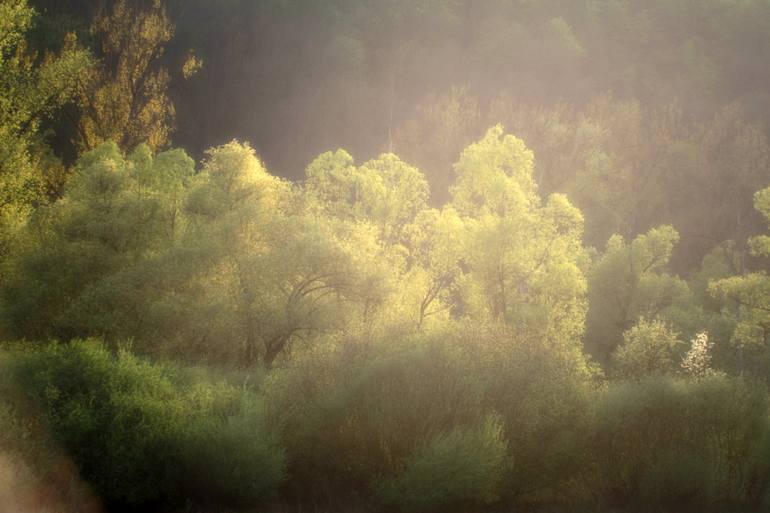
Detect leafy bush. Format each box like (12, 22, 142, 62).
(453, 322, 597, 504)
(592, 374, 770, 510)
(611, 317, 683, 379)
(263, 330, 501, 506)
(6, 340, 285, 509)
(376, 414, 508, 512)
(264, 321, 598, 509)
(178, 400, 286, 507)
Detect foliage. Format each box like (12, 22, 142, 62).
(611, 317, 683, 379)
(72, 0, 175, 152)
(592, 375, 770, 510)
(177, 400, 286, 507)
(4, 339, 285, 509)
(262, 331, 494, 504)
(451, 126, 588, 346)
(376, 414, 508, 512)
(682, 331, 716, 378)
(305, 149, 429, 247)
(1, 141, 193, 342)
(0, 0, 90, 262)
(586, 225, 690, 363)
(1, 15, 770, 506)
(711, 186, 770, 350)
(454, 321, 596, 504)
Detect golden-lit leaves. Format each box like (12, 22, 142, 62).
(75, 0, 174, 152)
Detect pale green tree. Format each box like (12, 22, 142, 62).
(181, 141, 390, 366)
(403, 206, 465, 327)
(585, 225, 691, 363)
(451, 125, 588, 345)
(612, 317, 684, 379)
(711, 186, 770, 351)
(305, 149, 429, 248)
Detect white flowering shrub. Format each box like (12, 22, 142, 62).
(681, 331, 714, 378)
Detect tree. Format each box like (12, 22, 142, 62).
(72, 0, 174, 152)
(451, 125, 588, 345)
(585, 225, 690, 363)
(611, 317, 683, 379)
(404, 207, 465, 327)
(181, 141, 389, 366)
(681, 331, 715, 378)
(0, 0, 90, 262)
(711, 186, 770, 355)
(305, 149, 429, 248)
(1, 141, 194, 341)
(393, 87, 484, 204)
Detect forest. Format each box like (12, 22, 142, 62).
(2, 0, 770, 511)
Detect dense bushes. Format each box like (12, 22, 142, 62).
(591, 375, 770, 510)
(262, 326, 770, 512)
(4, 335, 770, 513)
(262, 323, 596, 510)
(1, 340, 285, 510)
(451, 322, 596, 505)
(263, 331, 497, 506)
(376, 414, 507, 512)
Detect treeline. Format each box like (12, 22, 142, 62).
(2, 0, 770, 512)
(4, 127, 768, 374)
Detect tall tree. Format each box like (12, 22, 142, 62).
(451, 125, 588, 345)
(711, 186, 770, 357)
(0, 0, 90, 262)
(585, 225, 690, 363)
(72, 0, 174, 152)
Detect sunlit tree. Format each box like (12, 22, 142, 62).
(585, 225, 690, 362)
(451, 125, 588, 345)
(72, 0, 175, 152)
(711, 186, 770, 352)
(0, 0, 90, 262)
(305, 149, 429, 248)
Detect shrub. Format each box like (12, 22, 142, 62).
(611, 317, 683, 379)
(178, 399, 286, 507)
(592, 374, 770, 510)
(263, 330, 500, 506)
(452, 322, 597, 504)
(7, 340, 285, 509)
(376, 414, 508, 512)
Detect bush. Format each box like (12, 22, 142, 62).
(452, 322, 597, 505)
(592, 374, 770, 510)
(376, 414, 508, 512)
(178, 399, 286, 507)
(6, 340, 285, 509)
(611, 317, 683, 379)
(263, 330, 502, 507)
(263, 322, 598, 509)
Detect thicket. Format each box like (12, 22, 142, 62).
(0, 340, 285, 510)
(4, 336, 770, 512)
